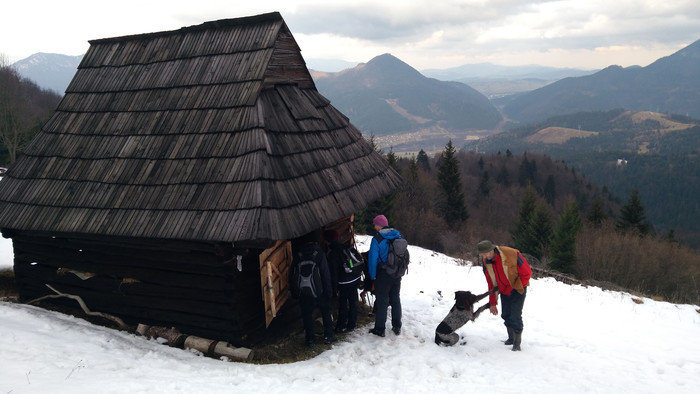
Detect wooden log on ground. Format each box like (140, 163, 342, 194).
(214, 341, 252, 361)
(137, 325, 253, 361)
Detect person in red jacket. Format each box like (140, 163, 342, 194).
(477, 240, 532, 351)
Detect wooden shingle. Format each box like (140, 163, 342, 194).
(0, 11, 401, 243)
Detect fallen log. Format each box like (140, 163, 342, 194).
(136, 324, 252, 362)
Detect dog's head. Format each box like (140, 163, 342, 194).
(454, 290, 477, 310)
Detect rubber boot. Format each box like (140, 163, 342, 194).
(512, 330, 522, 351)
(504, 326, 514, 345)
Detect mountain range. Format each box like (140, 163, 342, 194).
(499, 39, 700, 124)
(11, 38, 700, 139)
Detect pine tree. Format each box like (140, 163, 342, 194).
(525, 200, 554, 259)
(616, 189, 651, 236)
(416, 149, 431, 172)
(496, 165, 510, 186)
(386, 148, 398, 170)
(586, 195, 608, 227)
(544, 175, 556, 205)
(511, 184, 538, 251)
(478, 171, 490, 197)
(436, 140, 468, 227)
(403, 157, 420, 203)
(549, 198, 581, 274)
(518, 154, 537, 186)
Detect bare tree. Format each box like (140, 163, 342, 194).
(0, 53, 60, 164)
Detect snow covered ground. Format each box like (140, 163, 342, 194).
(1, 235, 699, 393)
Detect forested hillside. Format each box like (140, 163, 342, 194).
(0, 62, 62, 164)
(357, 143, 699, 304)
(463, 109, 700, 248)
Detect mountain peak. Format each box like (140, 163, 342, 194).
(363, 53, 423, 80)
(13, 53, 84, 93)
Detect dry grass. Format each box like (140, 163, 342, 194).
(525, 126, 598, 144)
(575, 223, 700, 305)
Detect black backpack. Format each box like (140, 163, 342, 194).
(341, 244, 364, 276)
(383, 238, 410, 279)
(291, 250, 323, 298)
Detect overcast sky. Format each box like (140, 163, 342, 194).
(2, 0, 700, 70)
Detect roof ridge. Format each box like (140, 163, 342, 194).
(88, 11, 283, 45)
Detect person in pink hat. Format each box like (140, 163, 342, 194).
(367, 214, 404, 337)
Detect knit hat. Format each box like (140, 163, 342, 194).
(477, 240, 494, 254)
(373, 214, 389, 227)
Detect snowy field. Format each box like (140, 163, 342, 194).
(1, 235, 699, 393)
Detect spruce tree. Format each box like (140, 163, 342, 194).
(511, 184, 538, 251)
(496, 165, 510, 186)
(436, 140, 468, 227)
(478, 171, 490, 197)
(550, 198, 581, 274)
(416, 149, 431, 172)
(525, 200, 554, 259)
(586, 195, 608, 227)
(518, 154, 537, 186)
(616, 189, 651, 236)
(544, 175, 556, 205)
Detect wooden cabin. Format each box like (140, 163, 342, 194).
(0, 12, 401, 346)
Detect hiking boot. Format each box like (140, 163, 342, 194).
(305, 338, 316, 347)
(392, 327, 401, 336)
(512, 330, 522, 351)
(369, 328, 385, 337)
(335, 326, 347, 334)
(324, 335, 338, 345)
(504, 327, 514, 345)
(346, 326, 356, 332)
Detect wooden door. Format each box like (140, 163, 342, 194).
(258, 240, 292, 327)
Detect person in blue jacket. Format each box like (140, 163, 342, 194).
(368, 214, 403, 337)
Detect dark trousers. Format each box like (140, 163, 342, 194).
(336, 280, 359, 330)
(373, 268, 402, 332)
(500, 287, 527, 331)
(300, 295, 334, 341)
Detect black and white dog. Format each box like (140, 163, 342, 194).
(434, 288, 497, 346)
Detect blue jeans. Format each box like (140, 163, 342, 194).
(501, 287, 527, 331)
(372, 268, 402, 332)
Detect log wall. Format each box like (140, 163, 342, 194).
(10, 231, 266, 346)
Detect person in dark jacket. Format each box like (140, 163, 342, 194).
(368, 214, 404, 337)
(477, 240, 532, 351)
(324, 230, 361, 333)
(292, 232, 337, 346)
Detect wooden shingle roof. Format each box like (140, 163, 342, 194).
(0, 12, 402, 243)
